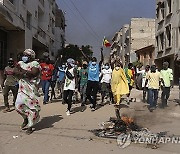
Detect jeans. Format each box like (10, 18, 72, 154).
(86, 81, 99, 108)
(148, 89, 159, 108)
(3, 85, 18, 107)
(161, 87, 170, 107)
(63, 90, 74, 111)
(80, 84, 87, 103)
(41, 80, 51, 103)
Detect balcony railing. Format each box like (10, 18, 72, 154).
(38, 27, 46, 39)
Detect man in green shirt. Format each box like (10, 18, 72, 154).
(79, 61, 88, 106)
(160, 62, 173, 108)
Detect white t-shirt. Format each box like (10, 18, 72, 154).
(100, 68, 112, 83)
(64, 68, 75, 91)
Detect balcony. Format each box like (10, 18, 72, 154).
(38, 27, 46, 39)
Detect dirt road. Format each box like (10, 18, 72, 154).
(0, 87, 179, 154)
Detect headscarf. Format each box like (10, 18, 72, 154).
(24, 49, 36, 59)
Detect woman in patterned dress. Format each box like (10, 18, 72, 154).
(14, 49, 41, 135)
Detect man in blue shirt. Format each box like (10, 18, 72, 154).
(57, 63, 66, 99)
(86, 57, 100, 111)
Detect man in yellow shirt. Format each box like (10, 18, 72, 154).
(145, 65, 161, 111)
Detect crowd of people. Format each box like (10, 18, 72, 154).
(1, 48, 175, 134)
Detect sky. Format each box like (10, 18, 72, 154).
(57, 0, 156, 58)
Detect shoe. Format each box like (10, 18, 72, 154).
(66, 110, 71, 116)
(91, 107, 96, 112)
(3, 107, 10, 113)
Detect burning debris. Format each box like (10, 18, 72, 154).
(91, 116, 168, 149)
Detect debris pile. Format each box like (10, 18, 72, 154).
(91, 117, 168, 149)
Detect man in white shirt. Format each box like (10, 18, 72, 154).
(137, 65, 150, 102)
(100, 63, 112, 105)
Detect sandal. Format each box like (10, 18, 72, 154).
(21, 118, 28, 130)
(26, 128, 33, 135)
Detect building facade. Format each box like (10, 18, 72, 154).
(111, 18, 155, 67)
(0, 0, 65, 69)
(155, 0, 180, 83)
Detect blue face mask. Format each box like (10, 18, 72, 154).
(22, 56, 29, 63)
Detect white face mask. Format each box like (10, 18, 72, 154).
(62, 65, 65, 68)
(115, 67, 120, 70)
(92, 62, 96, 65)
(105, 65, 109, 70)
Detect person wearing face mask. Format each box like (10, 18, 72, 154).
(86, 57, 101, 111)
(79, 61, 88, 106)
(57, 63, 66, 99)
(14, 49, 41, 135)
(100, 62, 112, 105)
(1, 58, 18, 113)
(111, 62, 129, 119)
(63, 58, 78, 116)
(40, 57, 54, 104)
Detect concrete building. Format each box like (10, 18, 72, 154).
(111, 18, 155, 66)
(0, 0, 65, 70)
(155, 0, 180, 84)
(135, 45, 155, 67)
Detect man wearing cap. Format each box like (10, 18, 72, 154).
(1, 58, 18, 112)
(63, 58, 78, 116)
(160, 62, 173, 108)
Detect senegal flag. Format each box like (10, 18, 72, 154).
(103, 37, 111, 47)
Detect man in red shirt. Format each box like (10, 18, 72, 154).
(40, 57, 54, 104)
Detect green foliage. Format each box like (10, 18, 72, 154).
(132, 60, 143, 68)
(58, 44, 93, 63)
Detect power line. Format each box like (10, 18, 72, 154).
(68, 0, 101, 41)
(61, 0, 100, 43)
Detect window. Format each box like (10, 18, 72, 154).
(167, 0, 172, 14)
(165, 25, 171, 47)
(22, 0, 26, 5)
(8, 0, 14, 4)
(27, 12, 32, 30)
(160, 33, 164, 50)
(35, 11, 38, 18)
(160, 2, 165, 20)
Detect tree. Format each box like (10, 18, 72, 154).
(58, 44, 93, 63)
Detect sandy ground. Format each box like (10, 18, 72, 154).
(0, 87, 180, 154)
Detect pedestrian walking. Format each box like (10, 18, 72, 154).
(57, 63, 66, 99)
(160, 62, 173, 108)
(111, 62, 129, 119)
(124, 63, 135, 104)
(63, 58, 77, 116)
(86, 57, 100, 111)
(136, 65, 150, 102)
(100, 62, 112, 105)
(1, 58, 18, 113)
(79, 61, 88, 106)
(40, 57, 54, 104)
(144, 65, 161, 112)
(14, 49, 41, 135)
